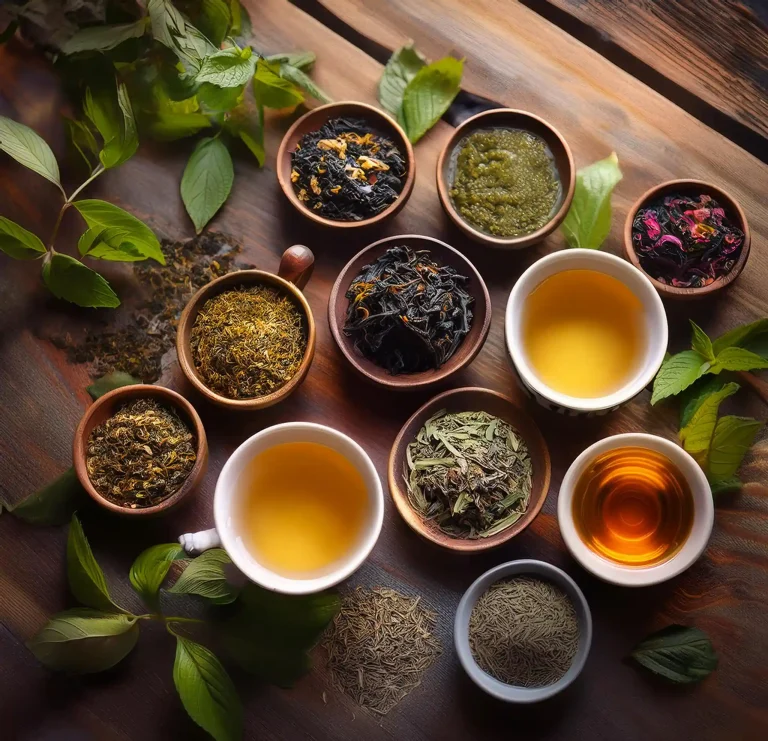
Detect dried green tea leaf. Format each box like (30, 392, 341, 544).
(630, 625, 717, 684)
(0, 216, 46, 259)
(42, 253, 120, 308)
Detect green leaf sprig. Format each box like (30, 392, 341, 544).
(630, 625, 718, 684)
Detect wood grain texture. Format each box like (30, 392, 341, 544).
(0, 0, 767, 739)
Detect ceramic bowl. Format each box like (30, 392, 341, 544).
(624, 179, 750, 300)
(388, 387, 551, 552)
(505, 249, 668, 416)
(176, 245, 316, 410)
(455, 559, 592, 702)
(73, 384, 208, 517)
(328, 234, 491, 390)
(437, 108, 575, 248)
(276, 101, 415, 228)
(557, 433, 714, 587)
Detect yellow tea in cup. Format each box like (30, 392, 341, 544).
(236, 441, 369, 578)
(522, 269, 645, 398)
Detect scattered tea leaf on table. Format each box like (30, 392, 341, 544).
(42, 253, 121, 308)
(0, 216, 46, 259)
(129, 543, 186, 609)
(710, 346, 768, 373)
(690, 321, 715, 362)
(62, 20, 147, 54)
(0, 116, 62, 191)
(196, 47, 257, 88)
(10, 468, 86, 526)
(712, 318, 768, 356)
(253, 59, 305, 109)
(401, 57, 463, 143)
(630, 625, 718, 684)
(86, 371, 142, 400)
(651, 350, 711, 405)
(181, 137, 234, 234)
(707, 415, 762, 480)
(378, 43, 427, 117)
(169, 549, 240, 605)
(679, 382, 740, 462)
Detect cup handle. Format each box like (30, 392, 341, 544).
(179, 528, 221, 555)
(278, 245, 314, 290)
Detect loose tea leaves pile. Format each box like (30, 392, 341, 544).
(322, 586, 442, 715)
(86, 398, 197, 509)
(344, 245, 474, 374)
(291, 117, 407, 221)
(190, 285, 307, 399)
(406, 410, 532, 538)
(469, 577, 579, 687)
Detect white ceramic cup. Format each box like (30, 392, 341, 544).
(558, 433, 714, 587)
(179, 422, 384, 595)
(505, 249, 668, 416)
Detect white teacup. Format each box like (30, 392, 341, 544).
(179, 422, 384, 595)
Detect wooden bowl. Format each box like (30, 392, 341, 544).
(176, 245, 316, 410)
(388, 387, 551, 553)
(73, 384, 208, 517)
(623, 179, 751, 300)
(276, 101, 415, 228)
(437, 108, 575, 248)
(328, 235, 492, 390)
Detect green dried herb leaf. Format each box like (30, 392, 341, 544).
(710, 346, 768, 374)
(86, 371, 142, 400)
(712, 318, 768, 356)
(561, 152, 622, 250)
(651, 350, 710, 405)
(707, 415, 762, 481)
(62, 20, 147, 54)
(196, 47, 257, 88)
(9, 468, 86, 526)
(401, 56, 463, 143)
(27, 609, 139, 674)
(180, 137, 234, 234)
(253, 58, 304, 109)
(690, 321, 714, 361)
(42, 253, 120, 308)
(0, 115, 62, 191)
(277, 63, 331, 104)
(168, 548, 240, 604)
(378, 43, 427, 118)
(173, 635, 243, 741)
(0, 216, 46, 259)
(679, 382, 739, 462)
(630, 625, 717, 683)
(129, 543, 186, 609)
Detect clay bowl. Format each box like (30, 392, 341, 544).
(73, 384, 208, 517)
(176, 245, 316, 410)
(276, 101, 415, 229)
(388, 387, 551, 553)
(437, 108, 575, 249)
(624, 179, 750, 300)
(328, 235, 491, 390)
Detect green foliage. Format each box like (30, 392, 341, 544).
(42, 252, 121, 308)
(253, 58, 305, 109)
(7, 468, 86, 526)
(63, 20, 148, 54)
(196, 47, 257, 88)
(651, 350, 710, 405)
(180, 137, 234, 233)
(0, 217, 46, 259)
(0, 116, 62, 192)
(129, 543, 186, 609)
(168, 549, 240, 604)
(378, 43, 427, 118)
(679, 382, 739, 463)
(630, 625, 717, 684)
(86, 371, 142, 400)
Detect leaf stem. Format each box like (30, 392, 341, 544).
(67, 164, 105, 204)
(47, 203, 70, 251)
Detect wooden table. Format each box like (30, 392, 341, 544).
(1, 1, 767, 739)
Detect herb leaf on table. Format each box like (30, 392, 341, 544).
(651, 350, 711, 405)
(630, 625, 718, 684)
(181, 136, 234, 233)
(42, 253, 121, 308)
(378, 43, 427, 118)
(168, 548, 240, 605)
(707, 416, 763, 480)
(8, 468, 86, 526)
(0, 115, 62, 192)
(0, 216, 46, 259)
(679, 381, 740, 463)
(62, 19, 148, 54)
(129, 543, 187, 610)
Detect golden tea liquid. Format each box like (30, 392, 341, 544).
(237, 442, 368, 577)
(572, 447, 694, 567)
(523, 270, 645, 398)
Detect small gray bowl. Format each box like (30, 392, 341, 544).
(454, 559, 592, 703)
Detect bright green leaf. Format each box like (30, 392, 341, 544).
(129, 543, 186, 609)
(78, 228, 144, 262)
(168, 548, 239, 604)
(197, 0, 232, 46)
(0, 216, 46, 259)
(712, 318, 768, 356)
(689, 321, 714, 361)
(709, 476, 742, 496)
(651, 350, 710, 405)
(62, 20, 147, 54)
(378, 43, 427, 118)
(679, 382, 739, 462)
(707, 416, 762, 480)
(180, 137, 234, 234)
(253, 58, 304, 109)
(148, 0, 216, 72)
(238, 129, 264, 166)
(197, 82, 244, 111)
(401, 56, 463, 143)
(0, 115, 62, 191)
(679, 375, 725, 428)
(65, 118, 100, 171)
(9, 468, 86, 526)
(86, 371, 142, 400)
(147, 112, 212, 141)
(84, 81, 138, 170)
(266, 51, 316, 70)
(42, 253, 120, 308)
(277, 63, 331, 104)
(630, 625, 717, 684)
(710, 346, 768, 374)
(196, 47, 257, 88)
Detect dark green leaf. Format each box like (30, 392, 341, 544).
(10, 468, 86, 526)
(712, 318, 768, 356)
(229, 0, 252, 40)
(42, 253, 120, 309)
(129, 543, 186, 609)
(147, 112, 212, 140)
(690, 321, 714, 361)
(78, 227, 143, 262)
(0, 216, 46, 259)
(237, 128, 264, 166)
(84, 81, 138, 170)
(277, 64, 331, 104)
(630, 625, 717, 683)
(0, 21, 18, 44)
(63, 20, 147, 54)
(65, 118, 100, 171)
(196, 47, 257, 88)
(180, 137, 234, 234)
(679, 382, 739, 462)
(710, 346, 768, 374)
(253, 58, 304, 109)
(0, 115, 62, 191)
(173, 635, 243, 741)
(86, 371, 142, 400)
(707, 415, 762, 480)
(198, 82, 244, 112)
(401, 56, 463, 143)
(679, 375, 726, 428)
(378, 43, 427, 118)
(651, 350, 710, 405)
(197, 0, 231, 46)
(168, 548, 239, 604)
(148, 0, 216, 72)
(27, 609, 139, 674)
(709, 476, 742, 496)
(266, 51, 316, 70)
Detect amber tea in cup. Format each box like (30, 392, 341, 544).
(571, 446, 695, 567)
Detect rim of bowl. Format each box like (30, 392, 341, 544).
(505, 249, 669, 412)
(557, 433, 715, 587)
(276, 101, 416, 229)
(454, 559, 593, 702)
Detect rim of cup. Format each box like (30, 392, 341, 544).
(214, 422, 384, 594)
(557, 433, 714, 587)
(505, 249, 668, 412)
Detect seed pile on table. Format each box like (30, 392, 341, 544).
(322, 586, 442, 715)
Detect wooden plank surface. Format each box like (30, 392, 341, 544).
(0, 0, 767, 739)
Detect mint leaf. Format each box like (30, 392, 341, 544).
(679, 375, 725, 427)
(651, 350, 710, 405)
(42, 253, 120, 308)
(710, 346, 768, 373)
(378, 43, 427, 118)
(712, 318, 768, 356)
(129, 543, 186, 609)
(10, 468, 86, 526)
(198, 82, 244, 112)
(148, 112, 212, 141)
(266, 51, 316, 70)
(562, 152, 623, 250)
(168, 548, 239, 604)
(277, 63, 331, 104)
(78, 227, 143, 262)
(148, 0, 216, 72)
(690, 321, 714, 361)
(27, 609, 139, 674)
(84, 81, 138, 169)
(73, 199, 164, 264)
(709, 476, 742, 496)
(679, 382, 739, 462)
(180, 137, 234, 234)
(0, 216, 45, 259)
(63, 20, 147, 54)
(401, 56, 463, 143)
(0, 116, 62, 191)
(707, 415, 762, 480)
(197, 47, 257, 88)
(173, 635, 243, 741)
(86, 371, 141, 400)
(253, 58, 304, 109)
(630, 625, 717, 684)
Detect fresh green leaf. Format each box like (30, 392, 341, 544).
(710, 346, 768, 374)
(689, 321, 714, 361)
(129, 543, 186, 609)
(9, 468, 86, 526)
(237, 128, 264, 166)
(78, 227, 144, 262)
(0, 216, 46, 259)
(86, 371, 142, 400)
(84, 81, 138, 169)
(707, 416, 762, 480)
(266, 51, 316, 70)
(147, 112, 212, 141)
(72, 199, 165, 265)
(67, 515, 123, 612)
(679, 382, 739, 462)
(651, 350, 711, 405)
(65, 118, 100, 171)
(148, 0, 216, 72)
(198, 82, 244, 111)
(679, 375, 726, 428)
(709, 476, 742, 496)
(630, 625, 717, 683)
(712, 318, 768, 356)
(168, 548, 239, 604)
(180, 137, 234, 234)
(196, 0, 232, 46)
(561, 152, 623, 250)
(400, 56, 463, 143)
(227, 103, 264, 165)
(27, 609, 139, 673)
(0, 116, 62, 191)
(253, 58, 304, 109)
(378, 43, 427, 118)
(42, 253, 120, 308)
(196, 47, 257, 88)
(173, 635, 243, 741)
(228, 0, 249, 38)
(63, 20, 147, 54)
(277, 63, 331, 104)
